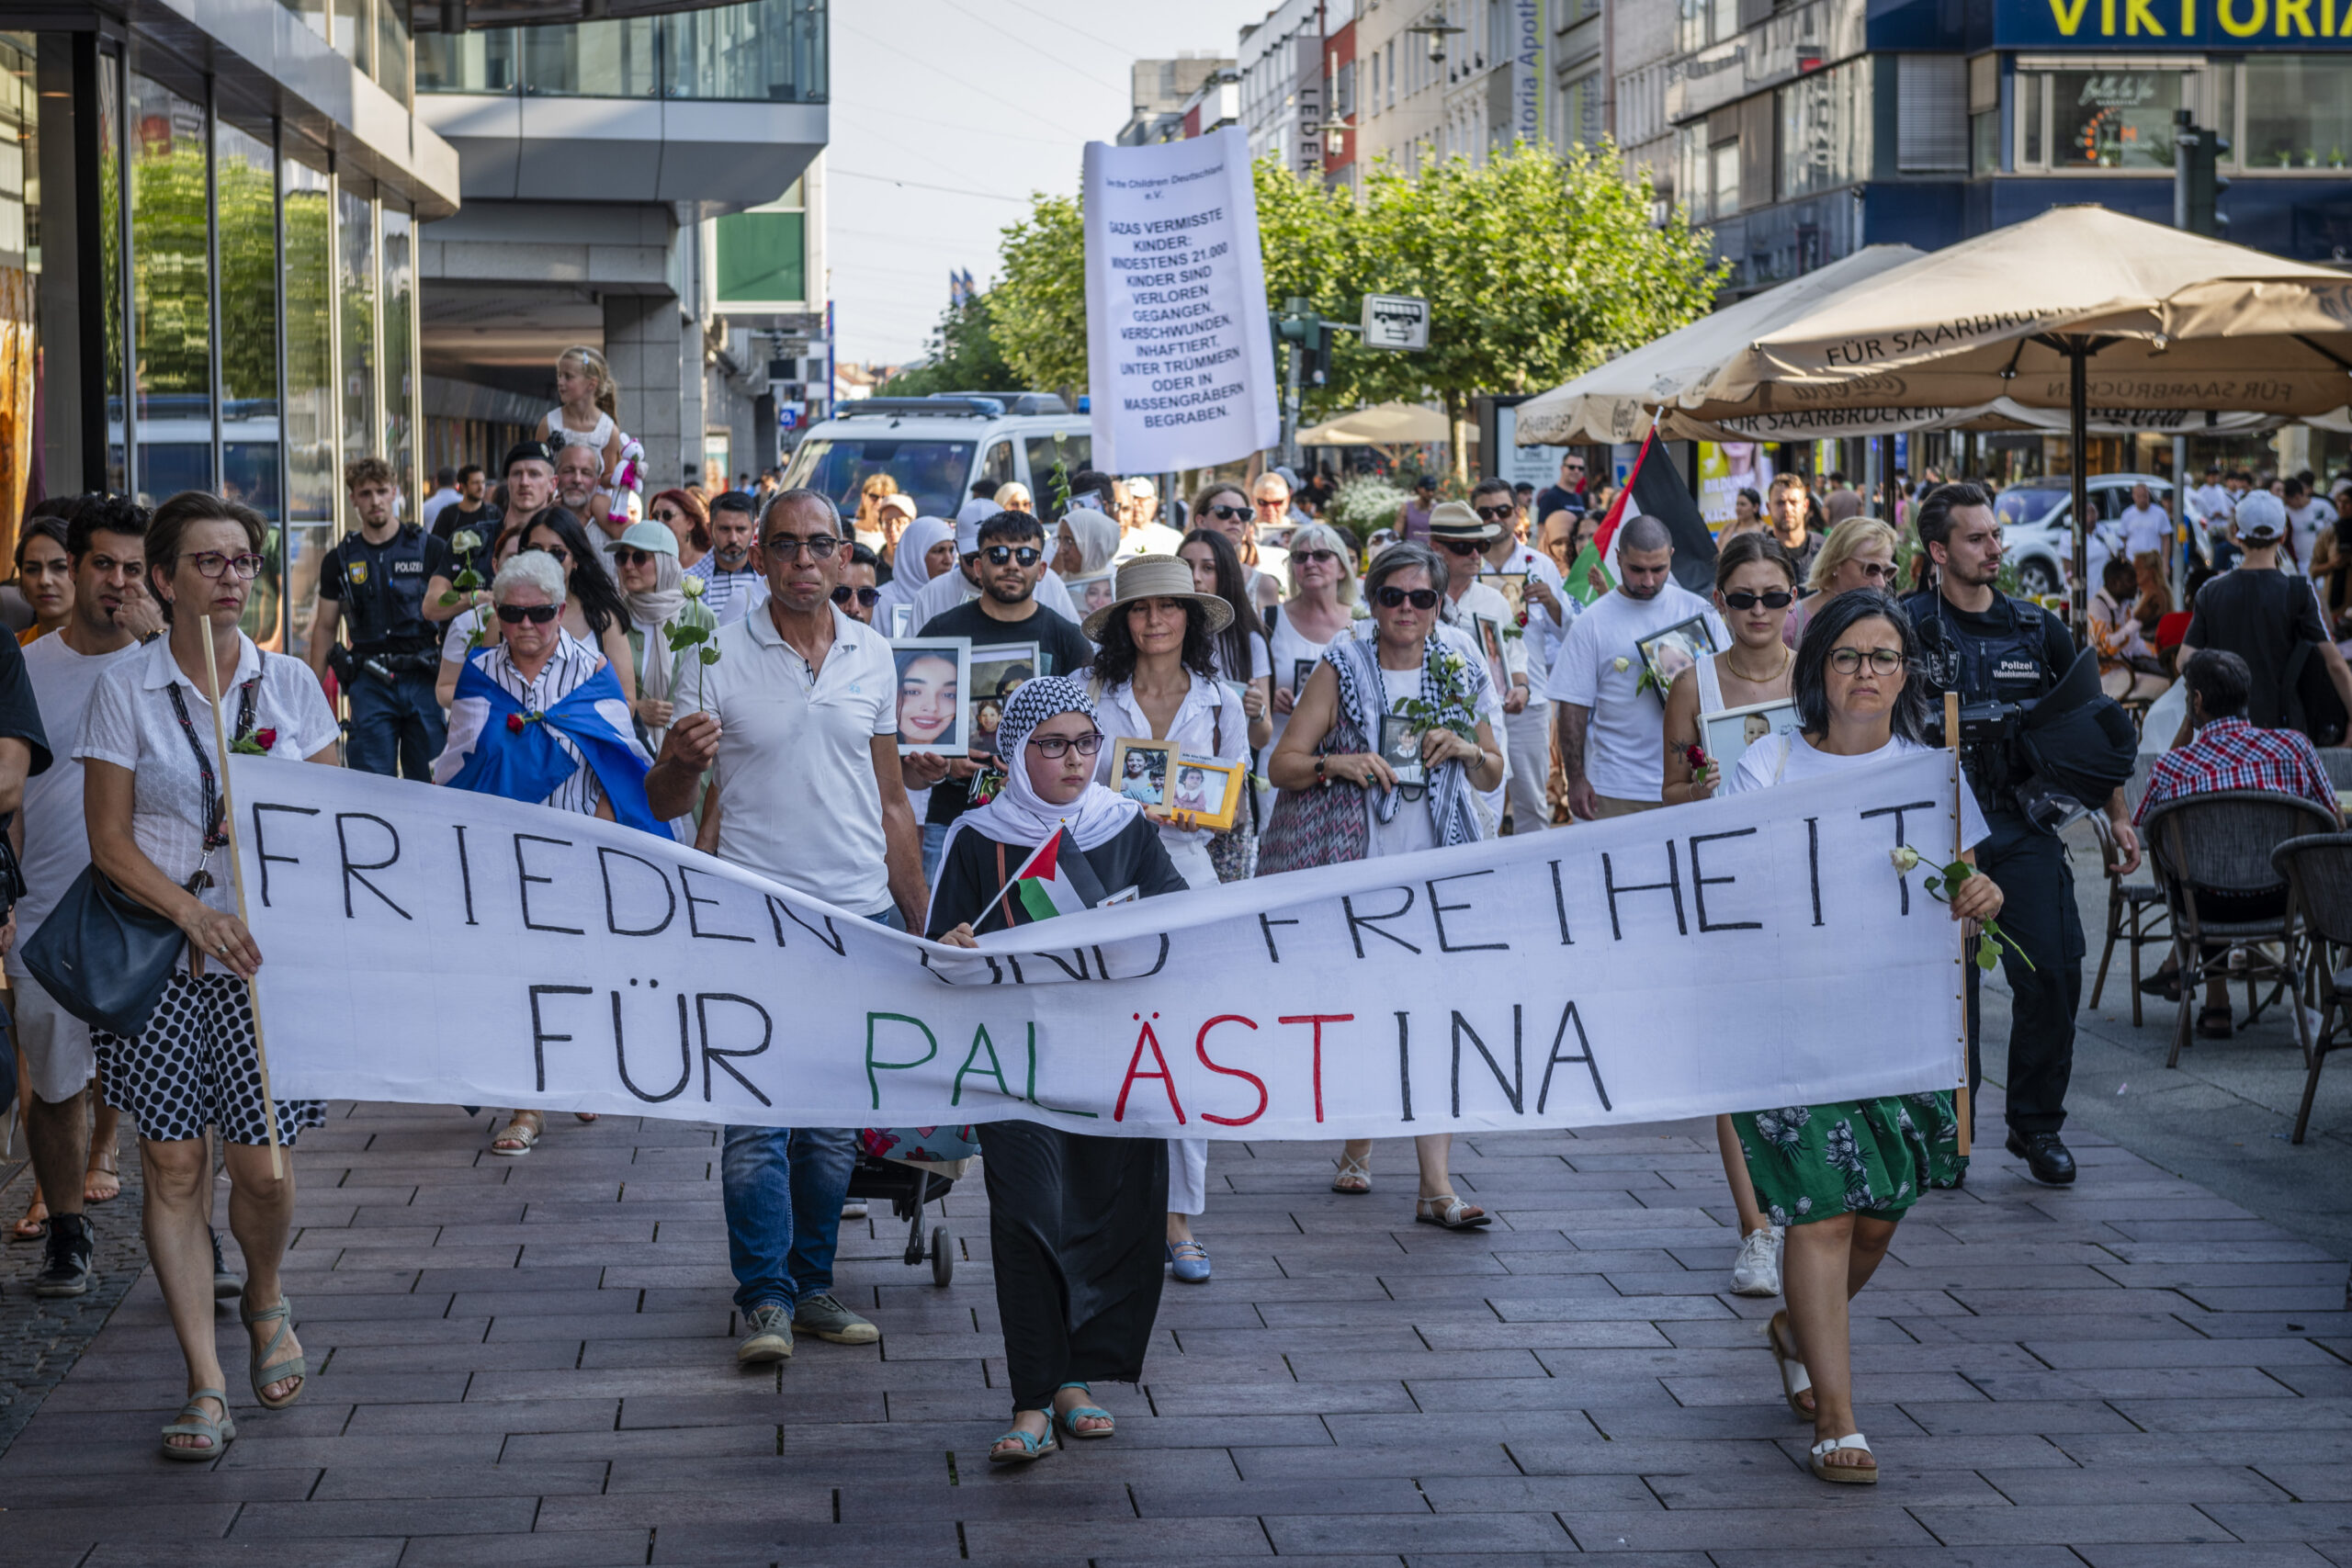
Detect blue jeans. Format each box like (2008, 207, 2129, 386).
(720, 905, 903, 1314)
(921, 821, 949, 886)
(345, 668, 447, 780)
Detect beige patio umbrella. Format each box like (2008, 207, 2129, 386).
(1297, 401, 1452, 446)
(1513, 244, 1924, 446)
(1705, 206, 2352, 622)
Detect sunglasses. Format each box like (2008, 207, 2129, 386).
(1436, 538, 1485, 556)
(831, 584, 882, 606)
(651, 507, 682, 523)
(526, 544, 569, 564)
(1374, 586, 1440, 610)
(1028, 730, 1103, 759)
(1474, 504, 1515, 521)
(982, 545, 1041, 567)
(1292, 548, 1340, 566)
(1850, 560, 1898, 582)
(1206, 503, 1256, 523)
(613, 547, 660, 570)
(1723, 590, 1794, 610)
(496, 603, 560, 625)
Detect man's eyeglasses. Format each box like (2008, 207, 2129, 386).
(1723, 590, 1795, 610)
(1206, 503, 1255, 523)
(187, 551, 266, 581)
(1564, 462, 1586, 472)
(1374, 585, 1440, 610)
(613, 548, 659, 570)
(496, 603, 560, 625)
(763, 535, 842, 559)
(982, 545, 1041, 567)
(1828, 647, 1905, 675)
(1027, 730, 1103, 759)
(831, 584, 882, 606)
(1292, 548, 1340, 566)
(1474, 504, 1515, 522)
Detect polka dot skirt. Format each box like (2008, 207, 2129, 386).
(95, 973, 325, 1148)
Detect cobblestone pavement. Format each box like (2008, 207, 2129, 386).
(0, 1082, 2344, 1567)
(0, 1147, 148, 1461)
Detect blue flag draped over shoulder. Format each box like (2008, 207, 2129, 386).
(445, 654, 664, 836)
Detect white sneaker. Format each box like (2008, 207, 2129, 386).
(841, 1200, 869, 1221)
(1730, 1225, 1783, 1297)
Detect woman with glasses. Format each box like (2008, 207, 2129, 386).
(928, 677, 1187, 1465)
(79, 491, 342, 1459)
(1265, 522, 1358, 784)
(605, 521, 717, 755)
(648, 488, 710, 573)
(1190, 481, 1284, 611)
(1783, 517, 1900, 649)
(1263, 543, 1504, 1222)
(1717, 590, 1996, 1485)
(435, 549, 661, 1158)
(514, 513, 638, 705)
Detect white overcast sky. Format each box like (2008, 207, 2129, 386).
(826, 0, 1273, 368)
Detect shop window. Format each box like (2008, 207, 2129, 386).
(129, 71, 211, 503)
(0, 35, 34, 548)
(337, 180, 377, 508)
(2244, 56, 2352, 169)
(282, 155, 334, 526)
(2022, 68, 2184, 169)
(382, 205, 415, 506)
(217, 112, 279, 645)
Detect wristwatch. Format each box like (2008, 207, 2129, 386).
(1315, 756, 1328, 787)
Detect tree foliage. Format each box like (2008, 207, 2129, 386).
(884, 291, 1023, 397)
(981, 141, 1725, 476)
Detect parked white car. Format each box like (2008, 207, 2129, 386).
(782, 393, 1091, 521)
(1992, 473, 2173, 598)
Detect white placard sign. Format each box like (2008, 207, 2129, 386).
(1084, 125, 1279, 474)
(234, 752, 1965, 1138)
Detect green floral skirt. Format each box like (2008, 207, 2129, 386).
(1732, 1092, 1965, 1228)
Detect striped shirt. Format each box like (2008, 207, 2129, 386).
(685, 553, 764, 624)
(471, 636, 607, 817)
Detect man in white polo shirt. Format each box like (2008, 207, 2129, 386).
(647, 487, 925, 1368)
(1547, 514, 1729, 819)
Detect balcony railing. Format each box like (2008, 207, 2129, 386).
(416, 0, 825, 102)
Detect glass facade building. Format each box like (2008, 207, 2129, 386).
(4, 11, 450, 655)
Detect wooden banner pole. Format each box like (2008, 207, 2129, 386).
(198, 614, 285, 1180)
(1946, 688, 1971, 1157)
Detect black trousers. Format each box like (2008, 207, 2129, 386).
(981, 1120, 1167, 1415)
(1965, 811, 2087, 1136)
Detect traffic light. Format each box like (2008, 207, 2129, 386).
(2174, 110, 2230, 238)
(1276, 297, 1329, 388)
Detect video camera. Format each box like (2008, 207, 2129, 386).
(1921, 641, 2138, 834)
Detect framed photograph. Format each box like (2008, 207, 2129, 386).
(1485, 571, 1529, 620)
(968, 641, 1040, 754)
(1067, 570, 1116, 617)
(1109, 737, 1173, 809)
(1290, 657, 1318, 697)
(1170, 753, 1246, 831)
(890, 637, 969, 755)
(1636, 615, 1717, 693)
(1473, 615, 1507, 678)
(1702, 697, 1801, 779)
(1377, 711, 1429, 794)
(887, 603, 915, 638)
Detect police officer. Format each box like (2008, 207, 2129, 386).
(307, 456, 453, 779)
(1903, 482, 2142, 1186)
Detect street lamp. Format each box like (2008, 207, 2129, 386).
(1406, 9, 1464, 64)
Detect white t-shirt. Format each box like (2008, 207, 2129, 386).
(2119, 503, 2171, 559)
(2285, 498, 2336, 574)
(74, 636, 340, 942)
(907, 562, 1080, 628)
(1367, 663, 1439, 861)
(688, 604, 899, 914)
(1723, 731, 1989, 852)
(7, 635, 142, 960)
(1544, 583, 1729, 802)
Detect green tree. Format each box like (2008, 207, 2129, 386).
(883, 291, 1023, 397)
(989, 192, 1086, 400)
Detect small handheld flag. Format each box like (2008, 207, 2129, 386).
(970, 828, 1092, 931)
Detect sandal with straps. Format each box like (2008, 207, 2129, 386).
(1809, 1431, 1877, 1484)
(490, 1111, 542, 1156)
(160, 1388, 236, 1461)
(988, 1416, 1056, 1465)
(84, 1148, 121, 1205)
(1768, 1310, 1815, 1420)
(1052, 1382, 1115, 1440)
(1414, 1194, 1490, 1230)
(240, 1289, 306, 1410)
(1331, 1153, 1372, 1194)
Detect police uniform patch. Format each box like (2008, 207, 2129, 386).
(347, 560, 369, 586)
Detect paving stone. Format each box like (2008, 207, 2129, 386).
(1907, 1504, 2243, 1545)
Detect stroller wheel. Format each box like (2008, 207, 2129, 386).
(931, 1225, 954, 1288)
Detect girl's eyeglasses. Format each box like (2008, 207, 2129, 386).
(1374, 586, 1440, 610)
(1828, 647, 1905, 675)
(831, 584, 883, 606)
(1722, 590, 1794, 610)
(1028, 730, 1103, 758)
(496, 603, 561, 625)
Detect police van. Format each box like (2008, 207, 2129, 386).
(781, 393, 1093, 521)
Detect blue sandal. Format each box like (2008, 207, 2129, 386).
(988, 1416, 1056, 1465)
(1053, 1382, 1115, 1439)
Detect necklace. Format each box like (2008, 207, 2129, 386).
(1724, 643, 1792, 686)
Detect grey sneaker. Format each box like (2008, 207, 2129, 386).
(736, 1303, 794, 1364)
(792, 1292, 879, 1345)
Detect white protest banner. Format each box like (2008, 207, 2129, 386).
(232, 750, 1965, 1138)
(1083, 124, 1279, 474)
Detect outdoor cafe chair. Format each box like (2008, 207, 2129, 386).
(2274, 832, 2352, 1145)
(2142, 789, 2336, 1070)
(2087, 812, 2169, 1028)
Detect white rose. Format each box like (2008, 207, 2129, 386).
(681, 575, 706, 600)
(450, 529, 481, 554)
(1612, 656, 1631, 672)
(1890, 846, 1920, 874)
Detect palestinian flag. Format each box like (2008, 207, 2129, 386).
(1591, 428, 1719, 595)
(1000, 829, 1091, 926)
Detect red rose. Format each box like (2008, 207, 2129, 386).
(506, 714, 526, 734)
(1684, 743, 1709, 772)
(253, 728, 277, 751)
(1515, 609, 1529, 627)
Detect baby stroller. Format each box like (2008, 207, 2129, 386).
(848, 1126, 977, 1288)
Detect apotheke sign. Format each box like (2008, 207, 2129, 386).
(1998, 0, 2352, 49)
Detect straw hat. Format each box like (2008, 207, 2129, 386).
(1080, 553, 1236, 642)
(1426, 499, 1499, 543)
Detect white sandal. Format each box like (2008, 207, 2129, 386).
(1767, 1310, 1814, 1420)
(490, 1112, 542, 1156)
(1331, 1154, 1371, 1194)
(1809, 1432, 1877, 1484)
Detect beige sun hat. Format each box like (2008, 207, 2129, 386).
(1080, 553, 1236, 643)
(1426, 499, 1500, 542)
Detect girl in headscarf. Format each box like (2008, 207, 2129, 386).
(874, 515, 954, 639)
(927, 677, 1187, 1466)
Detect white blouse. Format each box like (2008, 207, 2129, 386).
(75, 634, 339, 924)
